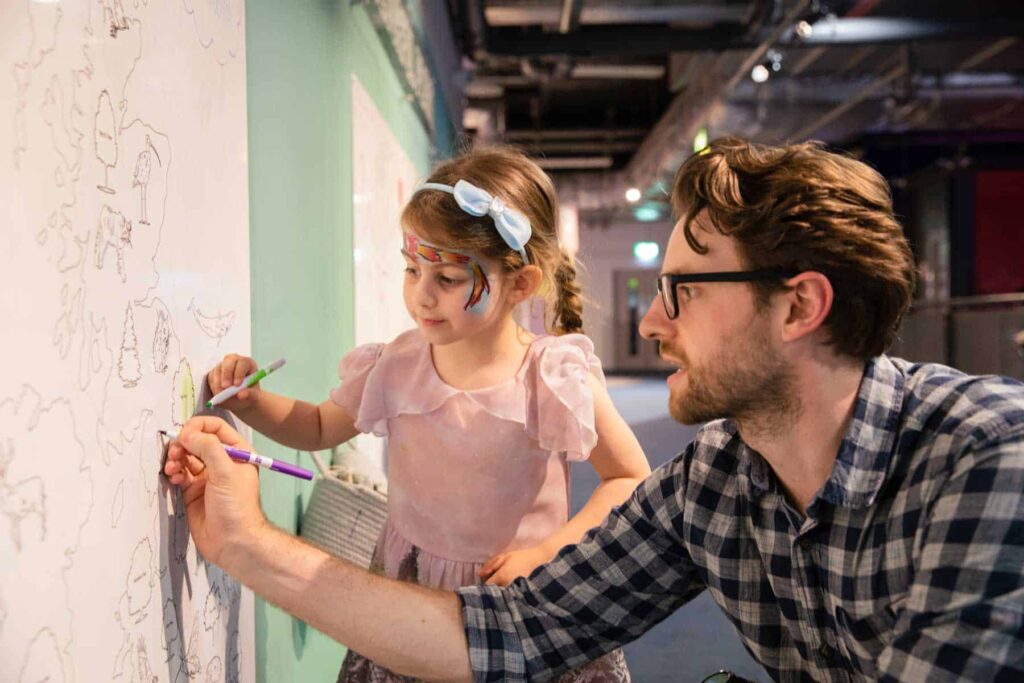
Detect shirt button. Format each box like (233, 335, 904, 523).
(819, 642, 835, 662)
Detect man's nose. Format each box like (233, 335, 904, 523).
(638, 294, 666, 340)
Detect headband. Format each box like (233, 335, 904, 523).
(414, 179, 532, 265)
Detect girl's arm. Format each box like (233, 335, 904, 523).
(208, 353, 360, 451)
(232, 392, 359, 452)
(539, 373, 651, 554)
(481, 374, 651, 584)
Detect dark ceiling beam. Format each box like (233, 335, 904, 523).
(521, 140, 640, 154)
(505, 127, 647, 140)
(482, 19, 1024, 57)
(486, 24, 750, 57)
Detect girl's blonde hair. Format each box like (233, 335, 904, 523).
(401, 145, 583, 335)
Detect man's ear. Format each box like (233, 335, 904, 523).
(779, 271, 833, 343)
(507, 264, 543, 305)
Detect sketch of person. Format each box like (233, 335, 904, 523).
(132, 135, 161, 225)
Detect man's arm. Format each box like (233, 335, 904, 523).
(164, 416, 473, 682)
(235, 524, 472, 682)
(458, 454, 705, 681)
(876, 429, 1024, 681)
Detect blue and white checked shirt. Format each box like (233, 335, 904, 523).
(457, 356, 1024, 681)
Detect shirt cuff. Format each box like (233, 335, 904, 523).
(457, 584, 529, 683)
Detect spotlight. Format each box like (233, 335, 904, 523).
(625, 187, 642, 203)
(751, 64, 770, 83)
(795, 20, 813, 38)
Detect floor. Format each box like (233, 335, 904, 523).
(569, 377, 770, 683)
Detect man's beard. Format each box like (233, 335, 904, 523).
(666, 319, 797, 427)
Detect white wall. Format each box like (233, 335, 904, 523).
(577, 220, 674, 369)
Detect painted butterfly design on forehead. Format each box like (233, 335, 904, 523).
(403, 233, 491, 312)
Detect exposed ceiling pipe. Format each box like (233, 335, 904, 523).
(558, 0, 582, 34)
(726, 0, 812, 91)
(484, 3, 754, 27)
(789, 55, 905, 140)
(554, 0, 812, 212)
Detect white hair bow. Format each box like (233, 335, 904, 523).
(416, 180, 532, 264)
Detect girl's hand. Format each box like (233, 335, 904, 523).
(479, 544, 557, 586)
(207, 353, 260, 411)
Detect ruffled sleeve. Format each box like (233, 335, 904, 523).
(329, 343, 388, 437)
(525, 334, 606, 462)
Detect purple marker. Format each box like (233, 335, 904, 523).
(160, 430, 314, 481)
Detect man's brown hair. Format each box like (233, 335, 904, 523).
(672, 137, 917, 360)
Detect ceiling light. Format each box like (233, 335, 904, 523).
(751, 64, 770, 83)
(625, 187, 642, 203)
(795, 20, 814, 38)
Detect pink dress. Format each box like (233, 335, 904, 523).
(330, 329, 630, 683)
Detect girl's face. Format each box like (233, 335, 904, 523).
(401, 231, 511, 345)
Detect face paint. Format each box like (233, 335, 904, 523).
(402, 232, 491, 313)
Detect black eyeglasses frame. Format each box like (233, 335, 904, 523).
(656, 269, 800, 320)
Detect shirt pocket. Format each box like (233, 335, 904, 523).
(834, 594, 906, 671)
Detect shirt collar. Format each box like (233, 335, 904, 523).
(738, 355, 906, 509)
(819, 355, 905, 508)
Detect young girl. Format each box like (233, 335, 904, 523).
(207, 146, 650, 682)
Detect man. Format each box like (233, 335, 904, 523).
(165, 137, 1024, 681)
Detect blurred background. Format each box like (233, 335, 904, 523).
(434, 0, 1024, 381)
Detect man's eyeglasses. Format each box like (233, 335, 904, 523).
(657, 269, 798, 320)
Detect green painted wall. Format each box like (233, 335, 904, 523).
(245, 1, 440, 679)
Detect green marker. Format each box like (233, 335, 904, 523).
(207, 357, 286, 407)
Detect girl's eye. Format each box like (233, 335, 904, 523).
(404, 267, 418, 277)
(438, 275, 463, 287)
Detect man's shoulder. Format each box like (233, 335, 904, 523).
(659, 420, 744, 490)
(892, 357, 1024, 445)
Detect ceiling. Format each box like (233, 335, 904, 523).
(440, 0, 1024, 220)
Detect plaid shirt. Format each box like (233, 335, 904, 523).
(457, 356, 1024, 682)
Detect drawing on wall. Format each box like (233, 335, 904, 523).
(94, 205, 134, 283)
(95, 90, 119, 194)
(153, 309, 172, 374)
(172, 358, 196, 427)
(1, 1, 254, 680)
(188, 298, 236, 344)
(133, 135, 161, 225)
(120, 304, 143, 388)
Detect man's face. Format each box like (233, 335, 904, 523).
(639, 215, 795, 425)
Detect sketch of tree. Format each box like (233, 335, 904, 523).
(172, 358, 195, 427)
(152, 310, 171, 373)
(118, 305, 141, 388)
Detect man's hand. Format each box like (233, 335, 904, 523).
(163, 415, 267, 568)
